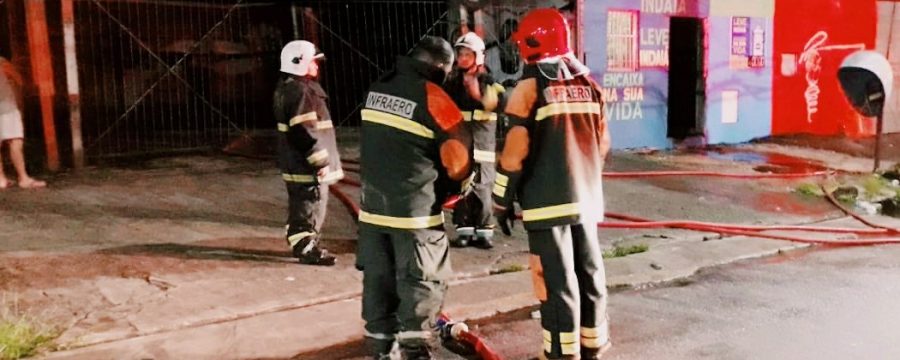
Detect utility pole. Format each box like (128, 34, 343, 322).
(24, 0, 59, 171)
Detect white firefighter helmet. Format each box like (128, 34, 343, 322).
(454, 32, 486, 66)
(280, 40, 324, 76)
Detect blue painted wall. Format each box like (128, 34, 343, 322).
(585, 0, 674, 149)
(704, 16, 774, 144)
(584, 0, 773, 149)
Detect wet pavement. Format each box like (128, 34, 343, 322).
(5, 134, 897, 359)
(451, 245, 900, 360)
(697, 148, 829, 174)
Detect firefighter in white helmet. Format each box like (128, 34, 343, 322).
(273, 40, 343, 266)
(443, 32, 505, 249)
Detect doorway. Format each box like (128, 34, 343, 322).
(667, 17, 707, 140)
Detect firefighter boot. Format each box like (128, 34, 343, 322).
(581, 342, 612, 360)
(400, 345, 433, 360)
(292, 238, 337, 266)
(472, 227, 495, 249)
(452, 227, 475, 247)
(367, 338, 400, 360)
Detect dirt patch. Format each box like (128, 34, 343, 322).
(0, 235, 359, 291)
(0, 237, 294, 291)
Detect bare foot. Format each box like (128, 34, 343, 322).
(0, 178, 10, 189)
(18, 178, 46, 189)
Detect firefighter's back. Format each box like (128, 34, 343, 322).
(359, 61, 447, 225)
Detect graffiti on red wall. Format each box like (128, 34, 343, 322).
(773, 0, 876, 137)
(798, 31, 866, 124)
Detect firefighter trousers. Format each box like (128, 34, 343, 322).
(451, 161, 495, 229)
(528, 223, 609, 359)
(285, 182, 329, 249)
(356, 223, 452, 355)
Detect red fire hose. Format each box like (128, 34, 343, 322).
(602, 212, 900, 246)
(334, 164, 900, 245)
(602, 170, 831, 179)
(437, 313, 503, 360)
(329, 185, 360, 219)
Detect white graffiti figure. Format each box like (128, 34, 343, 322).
(799, 31, 865, 123)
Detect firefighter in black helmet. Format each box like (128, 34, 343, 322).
(356, 36, 473, 360)
(273, 40, 343, 266)
(494, 9, 612, 360)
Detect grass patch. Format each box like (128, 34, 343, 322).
(795, 183, 824, 197)
(603, 244, 649, 259)
(0, 304, 60, 359)
(862, 175, 892, 198)
(491, 264, 527, 275)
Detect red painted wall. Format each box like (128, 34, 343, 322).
(773, 0, 877, 137)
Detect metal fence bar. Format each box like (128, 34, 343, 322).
(73, 0, 448, 159)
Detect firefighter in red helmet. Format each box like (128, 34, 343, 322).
(493, 8, 612, 360)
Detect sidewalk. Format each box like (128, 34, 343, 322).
(0, 136, 893, 359)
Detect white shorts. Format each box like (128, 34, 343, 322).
(0, 110, 23, 141)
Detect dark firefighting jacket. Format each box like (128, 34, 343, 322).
(359, 56, 469, 229)
(495, 62, 607, 230)
(443, 70, 505, 165)
(273, 76, 343, 185)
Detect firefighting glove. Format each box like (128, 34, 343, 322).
(492, 167, 522, 236)
(494, 204, 517, 236)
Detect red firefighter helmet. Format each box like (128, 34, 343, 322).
(512, 8, 571, 63)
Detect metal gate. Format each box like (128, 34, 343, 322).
(72, 0, 447, 159)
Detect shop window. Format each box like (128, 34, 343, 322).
(607, 10, 639, 72)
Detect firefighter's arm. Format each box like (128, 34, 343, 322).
(463, 72, 482, 103)
(288, 88, 329, 169)
(498, 78, 536, 172)
(587, 75, 612, 162)
(492, 78, 536, 235)
(598, 108, 611, 161)
(427, 82, 471, 181)
(481, 78, 505, 113)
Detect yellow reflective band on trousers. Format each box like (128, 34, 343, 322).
(461, 110, 498, 122)
(543, 330, 579, 355)
(492, 182, 507, 197)
(473, 149, 496, 163)
(581, 336, 605, 349)
(282, 169, 344, 184)
(522, 203, 580, 222)
(277, 123, 289, 132)
(581, 326, 606, 348)
(493, 173, 509, 197)
(287, 231, 316, 247)
(358, 210, 444, 229)
(290, 112, 318, 126)
(361, 109, 434, 139)
(543, 330, 552, 353)
(535, 102, 602, 121)
(495, 173, 509, 187)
